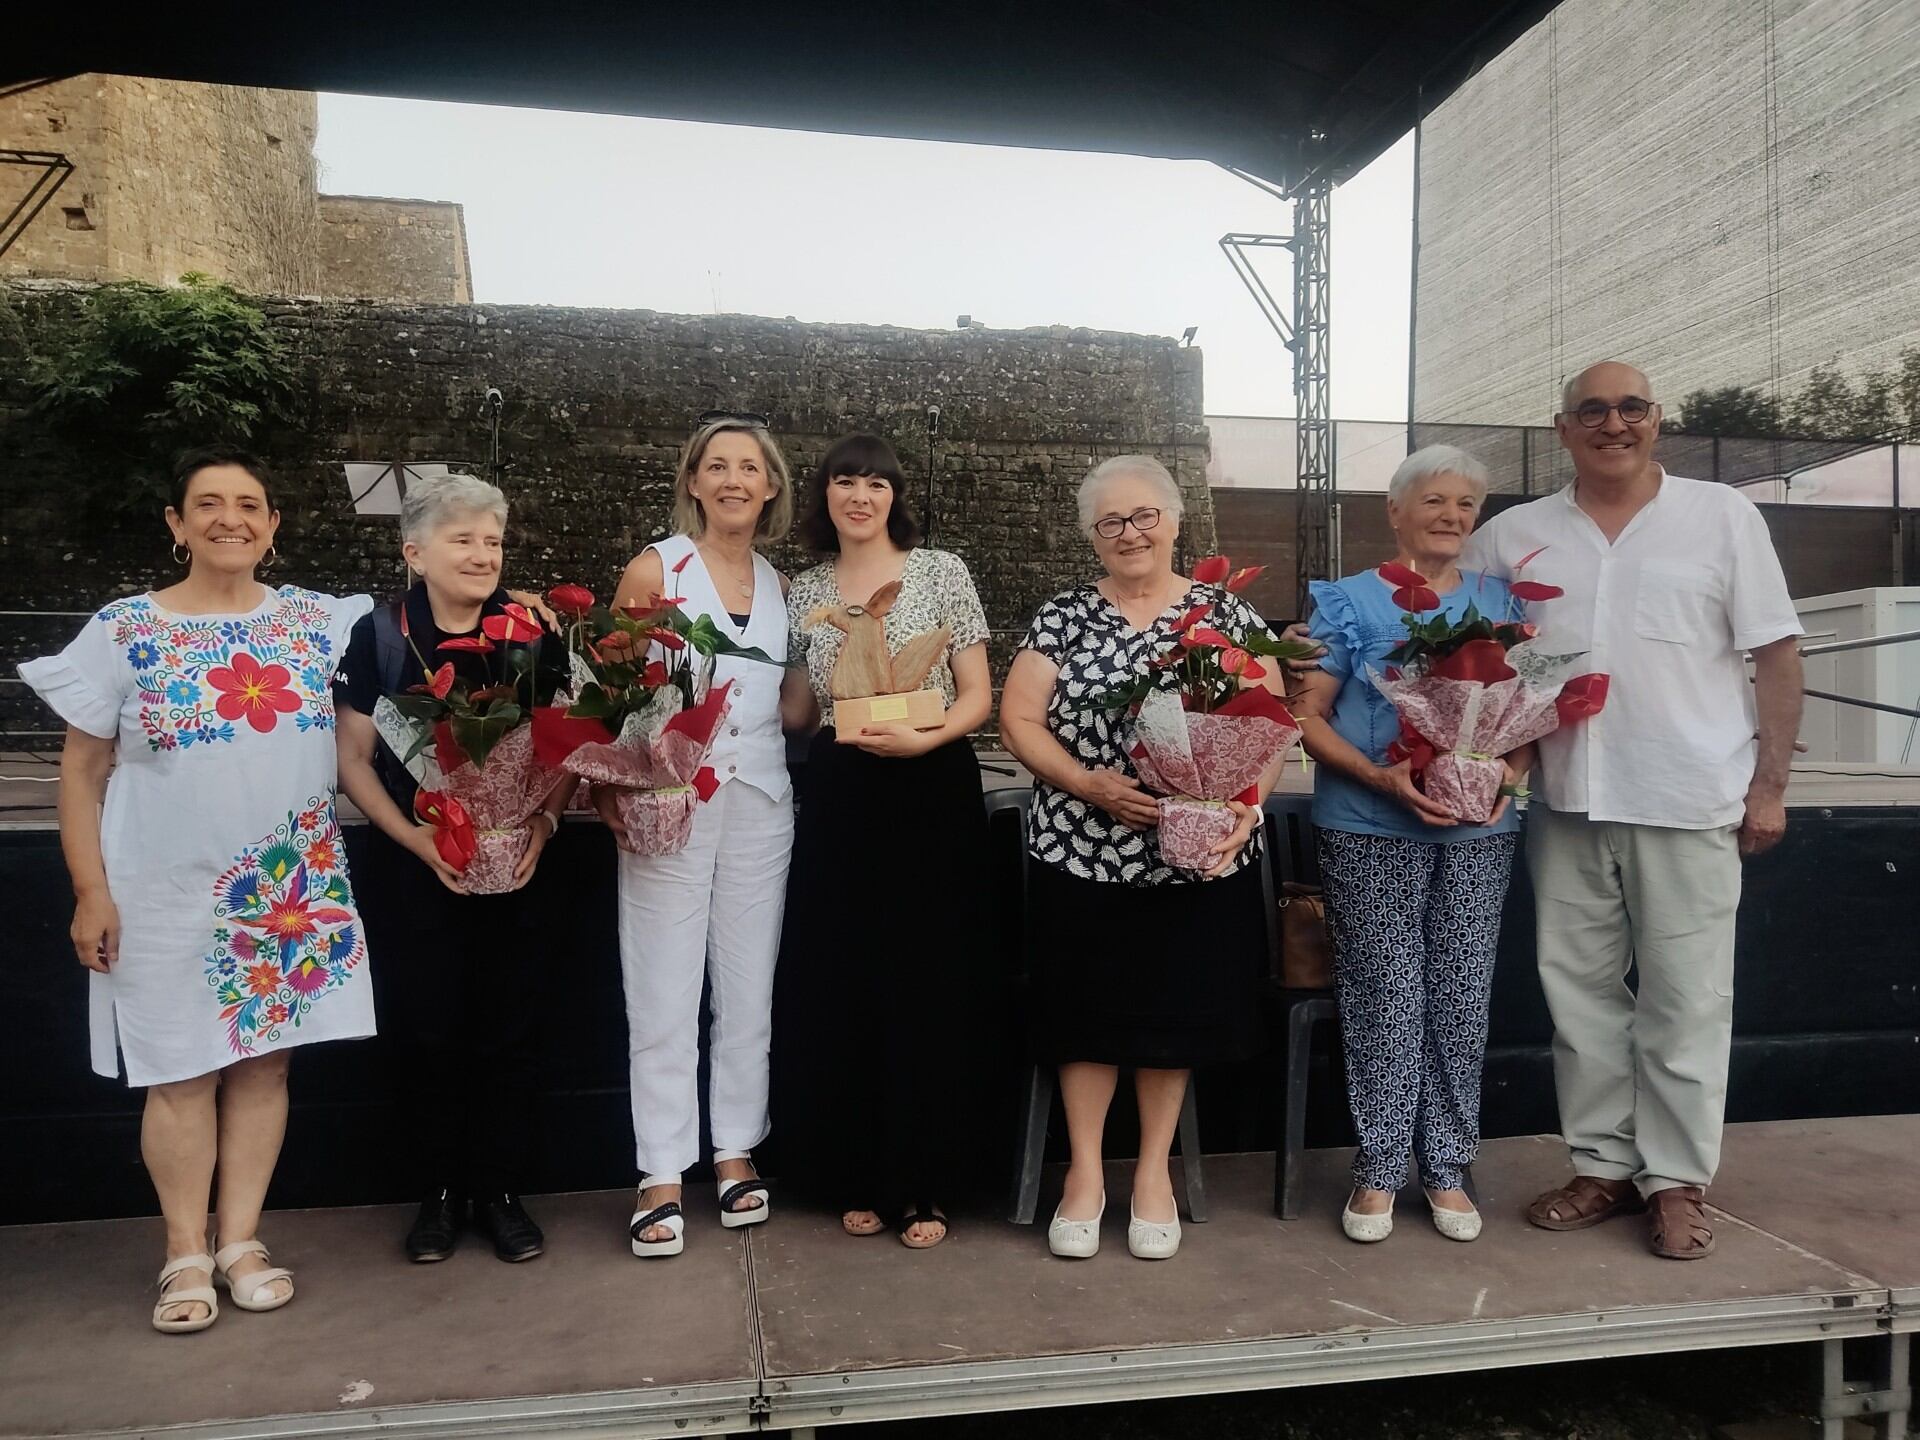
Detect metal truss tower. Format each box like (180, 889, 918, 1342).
(1290, 180, 1332, 619)
(1219, 170, 1333, 617)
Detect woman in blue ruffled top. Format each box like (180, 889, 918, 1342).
(1292, 444, 1530, 1247)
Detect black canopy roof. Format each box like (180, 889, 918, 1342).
(7, 1, 1554, 190)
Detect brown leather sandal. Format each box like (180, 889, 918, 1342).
(1647, 1186, 1716, 1260)
(1526, 1175, 1646, 1231)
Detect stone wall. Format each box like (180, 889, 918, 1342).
(316, 196, 473, 303)
(1413, 0, 1920, 425)
(0, 284, 1211, 737)
(0, 77, 320, 294)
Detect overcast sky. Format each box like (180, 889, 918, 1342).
(314, 94, 1415, 422)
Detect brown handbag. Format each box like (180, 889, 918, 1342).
(1279, 881, 1334, 990)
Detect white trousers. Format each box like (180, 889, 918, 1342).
(616, 778, 794, 1179)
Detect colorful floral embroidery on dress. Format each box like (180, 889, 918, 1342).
(100, 588, 341, 751)
(206, 797, 365, 1056)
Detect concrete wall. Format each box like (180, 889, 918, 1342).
(316, 196, 473, 303)
(0, 77, 320, 293)
(1413, 0, 1920, 425)
(0, 284, 1211, 733)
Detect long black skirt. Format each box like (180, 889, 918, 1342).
(771, 729, 995, 1213)
(1027, 860, 1265, 1070)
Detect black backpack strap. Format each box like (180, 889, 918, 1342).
(371, 598, 411, 698)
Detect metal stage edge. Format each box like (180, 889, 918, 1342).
(16, 1270, 1903, 1440)
(759, 1292, 1892, 1433)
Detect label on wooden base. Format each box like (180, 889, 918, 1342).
(835, 689, 947, 733)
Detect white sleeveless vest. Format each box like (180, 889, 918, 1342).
(648, 534, 792, 804)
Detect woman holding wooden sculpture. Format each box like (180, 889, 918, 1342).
(773, 433, 994, 1249)
(999, 455, 1288, 1262)
(602, 412, 799, 1258)
(20, 448, 374, 1331)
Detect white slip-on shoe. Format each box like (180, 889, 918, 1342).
(1425, 1190, 1483, 1242)
(1341, 1191, 1395, 1243)
(1126, 1201, 1181, 1260)
(1047, 1194, 1105, 1258)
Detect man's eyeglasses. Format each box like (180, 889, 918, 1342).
(1564, 396, 1655, 428)
(697, 409, 771, 428)
(1091, 507, 1163, 540)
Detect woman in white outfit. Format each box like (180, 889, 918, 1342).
(597, 412, 801, 1257)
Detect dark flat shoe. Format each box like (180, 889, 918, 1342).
(406, 1188, 466, 1263)
(474, 1194, 545, 1263)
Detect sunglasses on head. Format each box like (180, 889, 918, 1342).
(697, 409, 771, 428)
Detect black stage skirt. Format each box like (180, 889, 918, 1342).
(771, 729, 996, 1213)
(1027, 859, 1265, 1070)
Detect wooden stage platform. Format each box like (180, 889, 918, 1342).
(1, 1118, 1914, 1440)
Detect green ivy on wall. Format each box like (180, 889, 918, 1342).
(25, 274, 295, 510)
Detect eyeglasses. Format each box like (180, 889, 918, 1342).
(697, 409, 770, 428)
(1091, 507, 1163, 540)
(1564, 396, 1654, 428)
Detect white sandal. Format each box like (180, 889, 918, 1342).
(713, 1151, 769, 1229)
(213, 1239, 294, 1312)
(631, 1176, 686, 1258)
(153, 1253, 218, 1334)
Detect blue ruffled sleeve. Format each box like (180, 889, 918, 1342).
(1306, 578, 1362, 683)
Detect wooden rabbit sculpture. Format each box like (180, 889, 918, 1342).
(805, 580, 952, 700)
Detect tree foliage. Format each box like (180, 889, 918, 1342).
(25, 275, 295, 509)
(1672, 348, 1920, 442)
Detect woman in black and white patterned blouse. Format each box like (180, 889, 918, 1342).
(772, 433, 995, 1250)
(1000, 455, 1286, 1263)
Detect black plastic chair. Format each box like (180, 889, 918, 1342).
(987, 785, 1207, 1226)
(1262, 792, 1339, 1220)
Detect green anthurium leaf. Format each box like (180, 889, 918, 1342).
(568, 682, 615, 719)
(385, 693, 446, 721)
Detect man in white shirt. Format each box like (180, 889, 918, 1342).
(1462, 361, 1803, 1260)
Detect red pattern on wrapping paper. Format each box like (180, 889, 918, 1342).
(554, 682, 736, 856)
(1373, 671, 1568, 824)
(1156, 798, 1240, 872)
(1130, 692, 1301, 870)
(425, 725, 555, 892)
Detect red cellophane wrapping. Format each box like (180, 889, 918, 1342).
(1372, 641, 1610, 824)
(428, 724, 558, 894)
(533, 680, 733, 857)
(1129, 687, 1302, 873)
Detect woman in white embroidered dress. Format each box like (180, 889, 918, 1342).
(597, 412, 803, 1257)
(19, 449, 375, 1333)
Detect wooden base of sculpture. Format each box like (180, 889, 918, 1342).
(835, 689, 947, 733)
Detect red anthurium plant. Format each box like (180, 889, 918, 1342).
(383, 598, 568, 772)
(1103, 557, 1316, 716)
(529, 578, 784, 857)
(1370, 546, 1610, 823)
(1092, 555, 1312, 873)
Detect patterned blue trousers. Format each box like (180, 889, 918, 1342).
(1317, 829, 1519, 1192)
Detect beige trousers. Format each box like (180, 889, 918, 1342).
(1526, 806, 1742, 1195)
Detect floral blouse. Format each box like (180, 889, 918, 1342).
(1019, 582, 1273, 886)
(786, 548, 991, 729)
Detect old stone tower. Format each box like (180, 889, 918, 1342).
(0, 76, 471, 302)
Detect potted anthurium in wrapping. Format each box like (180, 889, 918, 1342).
(1103, 557, 1313, 873)
(376, 599, 567, 894)
(1369, 550, 1611, 823)
(531, 561, 781, 856)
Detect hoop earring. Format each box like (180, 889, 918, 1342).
(260, 545, 279, 572)
(172, 543, 191, 566)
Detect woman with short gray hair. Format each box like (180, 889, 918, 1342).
(1001, 453, 1287, 1263)
(335, 472, 575, 1266)
(1290, 443, 1527, 1246)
